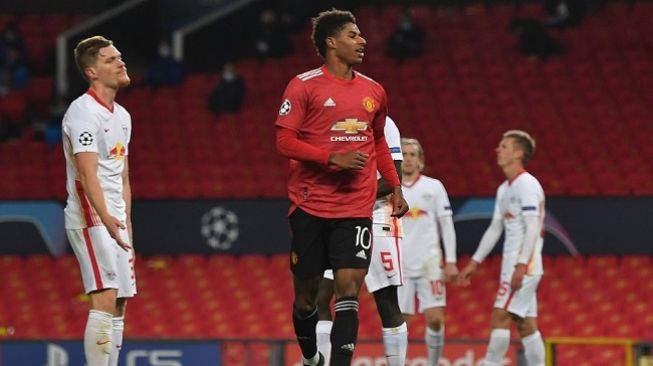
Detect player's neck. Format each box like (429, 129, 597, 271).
(402, 172, 419, 185)
(89, 84, 117, 107)
(323, 60, 354, 80)
(503, 163, 526, 182)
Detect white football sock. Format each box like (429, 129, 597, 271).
(84, 310, 112, 366)
(316, 320, 332, 366)
(522, 330, 545, 366)
(426, 326, 444, 366)
(108, 316, 124, 366)
(484, 328, 511, 366)
(382, 322, 408, 366)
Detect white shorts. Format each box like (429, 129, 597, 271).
(365, 235, 402, 292)
(398, 268, 446, 315)
(67, 226, 137, 298)
(493, 265, 541, 318)
(322, 235, 403, 293)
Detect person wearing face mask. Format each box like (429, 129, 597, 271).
(144, 40, 183, 87)
(387, 8, 424, 60)
(208, 62, 245, 117)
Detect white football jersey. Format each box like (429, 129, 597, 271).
(372, 116, 404, 238)
(62, 90, 132, 229)
(493, 172, 545, 275)
(401, 175, 453, 277)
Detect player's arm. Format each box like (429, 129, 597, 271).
(438, 214, 458, 282)
(509, 215, 540, 290)
(376, 160, 402, 198)
(276, 127, 368, 169)
(457, 218, 503, 286)
(122, 156, 133, 246)
(75, 152, 131, 251)
(372, 106, 407, 216)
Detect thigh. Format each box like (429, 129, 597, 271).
(67, 226, 121, 294)
(115, 228, 136, 298)
(506, 275, 541, 318)
(365, 235, 402, 293)
(328, 217, 372, 271)
(289, 208, 328, 280)
(397, 277, 417, 315)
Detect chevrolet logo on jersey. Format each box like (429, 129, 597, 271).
(330, 119, 369, 142)
(331, 119, 368, 134)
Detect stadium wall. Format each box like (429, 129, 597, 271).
(1, 197, 652, 256)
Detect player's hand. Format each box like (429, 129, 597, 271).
(443, 262, 459, 283)
(328, 150, 368, 170)
(101, 214, 132, 252)
(511, 263, 527, 291)
(457, 261, 478, 287)
(390, 186, 409, 217)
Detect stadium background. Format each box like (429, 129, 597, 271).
(0, 0, 651, 365)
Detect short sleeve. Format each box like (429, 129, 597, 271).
(63, 104, 101, 155)
(518, 180, 543, 217)
(275, 77, 308, 132)
(384, 116, 403, 161)
(434, 180, 454, 217)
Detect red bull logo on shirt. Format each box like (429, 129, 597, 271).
(405, 207, 429, 219)
(109, 143, 126, 160)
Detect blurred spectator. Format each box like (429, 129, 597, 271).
(0, 21, 27, 67)
(208, 62, 245, 117)
(144, 40, 183, 87)
(253, 9, 293, 59)
(387, 9, 424, 60)
(509, 18, 564, 60)
(545, 0, 586, 27)
(0, 46, 29, 93)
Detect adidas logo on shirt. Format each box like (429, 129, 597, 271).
(355, 250, 367, 260)
(323, 98, 336, 107)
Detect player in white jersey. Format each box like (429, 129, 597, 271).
(398, 137, 458, 366)
(62, 36, 135, 366)
(316, 116, 408, 366)
(458, 130, 545, 366)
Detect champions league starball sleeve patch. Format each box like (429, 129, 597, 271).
(279, 99, 291, 116)
(78, 131, 93, 146)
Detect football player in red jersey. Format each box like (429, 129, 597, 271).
(275, 9, 408, 366)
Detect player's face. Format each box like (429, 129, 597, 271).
(496, 137, 522, 167)
(401, 144, 422, 175)
(332, 23, 366, 65)
(91, 45, 130, 88)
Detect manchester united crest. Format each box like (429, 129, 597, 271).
(362, 96, 375, 112)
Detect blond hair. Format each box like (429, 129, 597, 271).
(503, 129, 536, 163)
(401, 137, 425, 171)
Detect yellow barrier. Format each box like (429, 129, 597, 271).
(545, 337, 636, 366)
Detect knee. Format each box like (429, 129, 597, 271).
(90, 289, 117, 314)
(425, 311, 444, 331)
(427, 318, 444, 331)
(514, 318, 537, 338)
(294, 296, 317, 312)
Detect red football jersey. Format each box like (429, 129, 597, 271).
(275, 65, 392, 219)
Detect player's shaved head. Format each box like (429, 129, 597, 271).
(503, 129, 536, 163)
(74, 35, 113, 81)
(311, 9, 356, 58)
